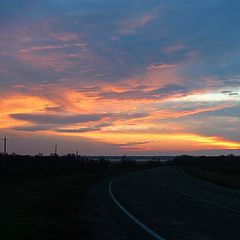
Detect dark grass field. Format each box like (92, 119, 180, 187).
(184, 166, 240, 190)
(0, 170, 105, 240)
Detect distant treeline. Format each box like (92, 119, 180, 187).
(174, 154, 240, 174)
(0, 153, 163, 179)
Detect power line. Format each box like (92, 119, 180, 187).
(54, 144, 58, 155)
(3, 136, 7, 155)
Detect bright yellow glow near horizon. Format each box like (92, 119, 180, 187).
(52, 131, 240, 151)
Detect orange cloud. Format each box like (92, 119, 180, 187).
(0, 93, 53, 129)
(150, 104, 230, 120)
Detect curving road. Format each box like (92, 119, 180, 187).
(90, 166, 240, 240)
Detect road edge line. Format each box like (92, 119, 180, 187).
(109, 179, 166, 240)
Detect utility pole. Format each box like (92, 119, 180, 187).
(3, 136, 7, 155)
(54, 145, 58, 156)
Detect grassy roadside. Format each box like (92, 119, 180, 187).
(183, 167, 240, 190)
(0, 170, 106, 240)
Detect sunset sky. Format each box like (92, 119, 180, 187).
(0, 0, 240, 155)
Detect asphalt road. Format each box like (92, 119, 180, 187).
(90, 166, 240, 240)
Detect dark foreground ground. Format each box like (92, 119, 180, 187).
(0, 169, 103, 240)
(89, 166, 240, 240)
(1, 158, 240, 240)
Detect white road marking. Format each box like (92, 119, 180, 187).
(109, 179, 166, 240)
(179, 169, 190, 178)
(153, 177, 240, 214)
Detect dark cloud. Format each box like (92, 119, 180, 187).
(113, 112, 148, 119)
(11, 120, 113, 133)
(221, 90, 239, 96)
(11, 113, 110, 124)
(151, 84, 187, 96)
(56, 122, 112, 133)
(196, 105, 240, 118)
(56, 127, 100, 133)
(12, 124, 102, 133)
(10, 112, 148, 134)
(12, 125, 53, 132)
(44, 106, 65, 112)
(118, 141, 150, 147)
